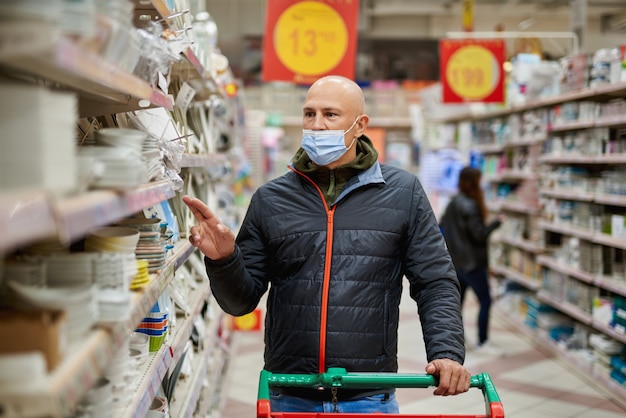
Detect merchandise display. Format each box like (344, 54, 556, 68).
(0, 0, 244, 417)
(439, 48, 626, 408)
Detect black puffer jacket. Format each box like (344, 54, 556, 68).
(439, 194, 501, 274)
(205, 153, 464, 375)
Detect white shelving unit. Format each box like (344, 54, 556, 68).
(0, 1, 238, 417)
(0, 242, 192, 417)
(437, 80, 626, 407)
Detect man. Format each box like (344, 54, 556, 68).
(183, 75, 470, 413)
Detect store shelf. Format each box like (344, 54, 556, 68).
(169, 280, 211, 374)
(498, 236, 544, 254)
(0, 180, 177, 253)
(121, 343, 173, 418)
(549, 120, 596, 132)
(56, 180, 177, 243)
(491, 264, 541, 291)
(549, 114, 626, 132)
(594, 276, 626, 299)
(442, 72, 626, 409)
(594, 192, 626, 207)
(499, 169, 536, 182)
(494, 306, 626, 410)
(539, 188, 595, 202)
(536, 291, 626, 346)
(0, 22, 172, 117)
(169, 298, 229, 418)
(505, 133, 547, 147)
(535, 291, 593, 325)
(539, 153, 626, 165)
(0, 240, 194, 418)
(472, 143, 504, 154)
(540, 188, 626, 207)
(447, 81, 626, 123)
(180, 153, 229, 168)
(536, 255, 595, 285)
(0, 329, 109, 418)
(168, 348, 209, 418)
(538, 220, 626, 250)
(537, 255, 626, 299)
(499, 200, 541, 215)
(133, 0, 222, 102)
(0, 190, 58, 254)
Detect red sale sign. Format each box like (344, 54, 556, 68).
(440, 39, 505, 103)
(262, 0, 360, 84)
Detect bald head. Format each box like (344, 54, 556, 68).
(306, 75, 365, 115)
(301, 75, 370, 168)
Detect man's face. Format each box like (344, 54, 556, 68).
(302, 88, 356, 137)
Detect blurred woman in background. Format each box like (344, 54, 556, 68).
(439, 166, 504, 355)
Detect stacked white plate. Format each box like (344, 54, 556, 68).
(93, 252, 137, 290)
(2, 260, 46, 287)
(77, 146, 148, 189)
(95, 128, 146, 153)
(7, 282, 97, 341)
(97, 288, 132, 324)
(105, 338, 135, 393)
(0, 352, 47, 394)
(42, 253, 94, 287)
(142, 136, 164, 181)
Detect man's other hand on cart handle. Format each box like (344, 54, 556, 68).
(426, 358, 471, 396)
(184, 196, 236, 261)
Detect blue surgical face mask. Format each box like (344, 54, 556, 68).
(301, 117, 360, 166)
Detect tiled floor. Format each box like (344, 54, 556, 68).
(221, 286, 626, 417)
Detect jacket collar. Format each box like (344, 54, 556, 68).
(289, 136, 385, 205)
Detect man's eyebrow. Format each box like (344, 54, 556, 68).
(302, 106, 341, 113)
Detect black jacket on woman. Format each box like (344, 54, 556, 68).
(439, 194, 501, 274)
(204, 137, 465, 375)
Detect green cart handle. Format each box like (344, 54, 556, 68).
(257, 367, 503, 417)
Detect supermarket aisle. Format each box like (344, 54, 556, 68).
(221, 286, 626, 418)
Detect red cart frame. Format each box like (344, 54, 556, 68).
(257, 368, 504, 418)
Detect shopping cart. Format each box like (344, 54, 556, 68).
(257, 367, 504, 418)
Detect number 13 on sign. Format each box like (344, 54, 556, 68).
(274, 1, 348, 76)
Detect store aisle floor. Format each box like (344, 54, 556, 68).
(221, 286, 626, 417)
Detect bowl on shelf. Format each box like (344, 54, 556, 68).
(95, 128, 147, 152)
(86, 227, 140, 253)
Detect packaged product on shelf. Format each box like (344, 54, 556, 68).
(0, 309, 67, 372)
(0, 83, 77, 193)
(591, 47, 622, 87)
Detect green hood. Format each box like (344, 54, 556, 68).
(292, 135, 379, 206)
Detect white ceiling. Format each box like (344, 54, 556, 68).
(365, 0, 626, 18)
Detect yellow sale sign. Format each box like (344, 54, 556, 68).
(440, 39, 505, 103)
(262, 0, 360, 84)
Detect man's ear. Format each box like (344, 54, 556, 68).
(356, 114, 370, 135)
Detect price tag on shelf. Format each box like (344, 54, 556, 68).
(175, 81, 196, 114)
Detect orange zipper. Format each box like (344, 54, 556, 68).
(289, 167, 335, 373)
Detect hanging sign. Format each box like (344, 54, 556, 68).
(262, 0, 360, 84)
(232, 309, 263, 331)
(439, 39, 505, 103)
(462, 0, 474, 32)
